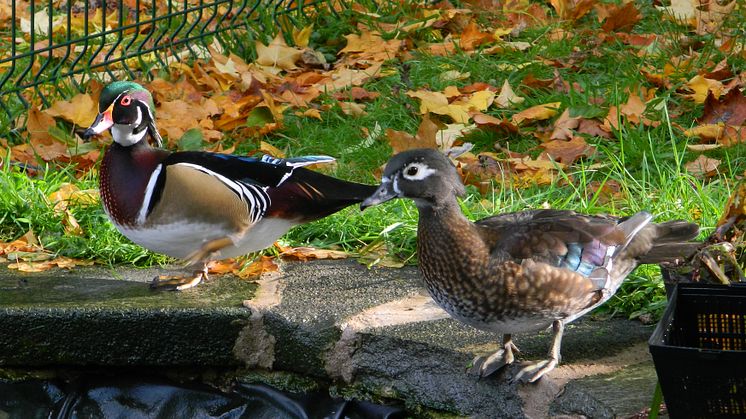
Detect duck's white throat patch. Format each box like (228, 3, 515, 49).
(401, 162, 436, 181)
(111, 105, 146, 146)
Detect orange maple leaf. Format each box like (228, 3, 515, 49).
(511, 102, 561, 125)
(386, 114, 440, 153)
(540, 136, 596, 164)
(459, 20, 496, 51)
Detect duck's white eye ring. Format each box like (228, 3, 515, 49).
(402, 162, 436, 180)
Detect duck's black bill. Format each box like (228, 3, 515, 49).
(360, 182, 398, 210)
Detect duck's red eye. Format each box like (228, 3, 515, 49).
(120, 96, 131, 106)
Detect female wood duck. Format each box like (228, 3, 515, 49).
(83, 81, 377, 290)
(361, 148, 700, 383)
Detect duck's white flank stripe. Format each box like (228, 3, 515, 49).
(174, 162, 270, 223)
(137, 163, 163, 225)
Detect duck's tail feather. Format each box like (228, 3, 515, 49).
(637, 220, 701, 263)
(618, 211, 653, 249)
(614, 213, 701, 264)
(267, 168, 377, 222)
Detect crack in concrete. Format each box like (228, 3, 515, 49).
(326, 294, 450, 383)
(233, 271, 286, 369)
(325, 326, 359, 383)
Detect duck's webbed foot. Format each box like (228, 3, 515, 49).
(513, 320, 564, 383)
(469, 334, 519, 377)
(512, 357, 559, 383)
(150, 265, 208, 291)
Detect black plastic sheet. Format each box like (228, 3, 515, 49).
(0, 376, 405, 419)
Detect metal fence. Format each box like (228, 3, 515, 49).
(0, 0, 332, 123)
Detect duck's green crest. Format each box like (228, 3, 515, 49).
(99, 81, 154, 112)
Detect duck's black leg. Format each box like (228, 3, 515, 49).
(514, 320, 563, 383)
(470, 334, 520, 377)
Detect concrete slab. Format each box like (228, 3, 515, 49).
(0, 266, 256, 367)
(0, 260, 659, 417)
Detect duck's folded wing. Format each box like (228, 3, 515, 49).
(475, 209, 627, 278)
(163, 152, 335, 188)
(161, 151, 376, 223)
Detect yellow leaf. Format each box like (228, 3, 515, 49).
(339, 101, 367, 117)
(439, 70, 471, 82)
(511, 102, 561, 125)
(48, 183, 79, 212)
(400, 10, 441, 32)
(255, 34, 302, 71)
(45, 93, 98, 127)
(208, 256, 280, 279)
(213, 55, 240, 78)
(357, 242, 405, 268)
(339, 30, 385, 54)
(237, 256, 279, 279)
(495, 79, 525, 108)
(48, 184, 99, 208)
(316, 61, 383, 92)
(281, 246, 349, 261)
(299, 108, 322, 120)
(465, 90, 495, 112)
(443, 85, 461, 98)
(257, 90, 288, 122)
(406, 90, 470, 123)
(684, 75, 723, 104)
(494, 27, 513, 38)
(687, 143, 722, 151)
(683, 124, 724, 141)
(0, 237, 43, 256)
(292, 25, 313, 48)
(496, 62, 533, 72)
(8, 256, 93, 272)
(436, 123, 476, 151)
(259, 141, 285, 158)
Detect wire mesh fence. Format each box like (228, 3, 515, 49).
(0, 0, 333, 123)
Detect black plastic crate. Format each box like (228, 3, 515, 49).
(649, 283, 746, 418)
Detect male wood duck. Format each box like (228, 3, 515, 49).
(83, 81, 377, 290)
(361, 148, 700, 383)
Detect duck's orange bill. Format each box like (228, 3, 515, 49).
(82, 103, 114, 139)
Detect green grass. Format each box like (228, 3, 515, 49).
(0, 158, 167, 267)
(2, 1, 744, 320)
